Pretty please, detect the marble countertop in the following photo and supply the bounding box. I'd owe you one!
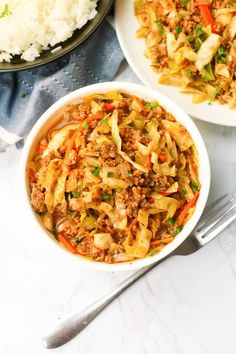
[1,61,236,354]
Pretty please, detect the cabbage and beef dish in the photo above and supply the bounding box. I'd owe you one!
[28,91,200,263]
[134,0,236,107]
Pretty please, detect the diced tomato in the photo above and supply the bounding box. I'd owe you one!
[28,168,37,183]
[103,102,115,112]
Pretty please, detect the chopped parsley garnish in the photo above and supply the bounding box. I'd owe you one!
[186,69,192,78]
[149,249,157,257]
[128,170,133,174]
[180,0,190,3]
[155,19,162,25]
[107,171,113,177]
[175,26,182,34]
[102,193,111,202]
[191,181,199,192]
[92,166,100,177]
[158,27,165,36]
[20,92,28,99]
[173,226,183,235]
[215,47,228,64]
[145,101,157,109]
[181,189,187,196]
[72,191,80,198]
[167,217,176,227]
[82,121,89,129]
[73,238,83,244]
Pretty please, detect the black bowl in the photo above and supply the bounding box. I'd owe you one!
[0,0,113,72]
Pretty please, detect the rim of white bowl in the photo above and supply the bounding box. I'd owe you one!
[20,82,211,272]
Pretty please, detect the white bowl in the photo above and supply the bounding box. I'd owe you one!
[20,82,211,271]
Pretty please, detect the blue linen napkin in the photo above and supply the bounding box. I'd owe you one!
[0,21,124,150]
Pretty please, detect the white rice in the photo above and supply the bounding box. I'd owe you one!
[0,0,99,62]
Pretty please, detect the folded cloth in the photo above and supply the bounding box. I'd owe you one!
[0,21,124,150]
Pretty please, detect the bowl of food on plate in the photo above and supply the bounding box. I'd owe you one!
[115,0,236,126]
[0,0,113,72]
[20,82,210,271]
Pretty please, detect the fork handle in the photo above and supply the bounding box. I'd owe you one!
[43,236,199,349]
[42,260,164,349]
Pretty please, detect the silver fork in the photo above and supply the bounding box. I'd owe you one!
[43,194,236,349]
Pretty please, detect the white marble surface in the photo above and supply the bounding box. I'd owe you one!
[1,60,236,354]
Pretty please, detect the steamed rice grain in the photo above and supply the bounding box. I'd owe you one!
[0,0,99,62]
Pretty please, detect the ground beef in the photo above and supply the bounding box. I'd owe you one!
[133,170,146,186]
[154,175,171,192]
[67,103,91,121]
[97,142,123,167]
[96,212,115,235]
[146,106,163,120]
[57,218,78,238]
[41,151,55,167]
[126,186,146,218]
[69,198,88,211]
[30,183,46,213]
[181,14,201,35]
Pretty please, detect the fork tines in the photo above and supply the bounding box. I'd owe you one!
[194,194,236,246]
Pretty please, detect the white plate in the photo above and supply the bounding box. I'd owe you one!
[115,0,236,127]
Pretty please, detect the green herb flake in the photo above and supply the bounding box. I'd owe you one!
[73,238,83,244]
[102,193,111,202]
[155,19,162,25]
[167,217,175,227]
[191,181,199,192]
[215,47,228,64]
[92,166,100,177]
[145,101,157,109]
[20,92,28,99]
[158,27,165,36]
[82,121,89,129]
[175,26,182,34]
[128,170,133,174]
[107,171,113,177]
[149,249,157,257]
[172,226,183,235]
[186,69,192,78]
[180,0,190,3]
[72,191,80,198]
[181,189,187,196]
